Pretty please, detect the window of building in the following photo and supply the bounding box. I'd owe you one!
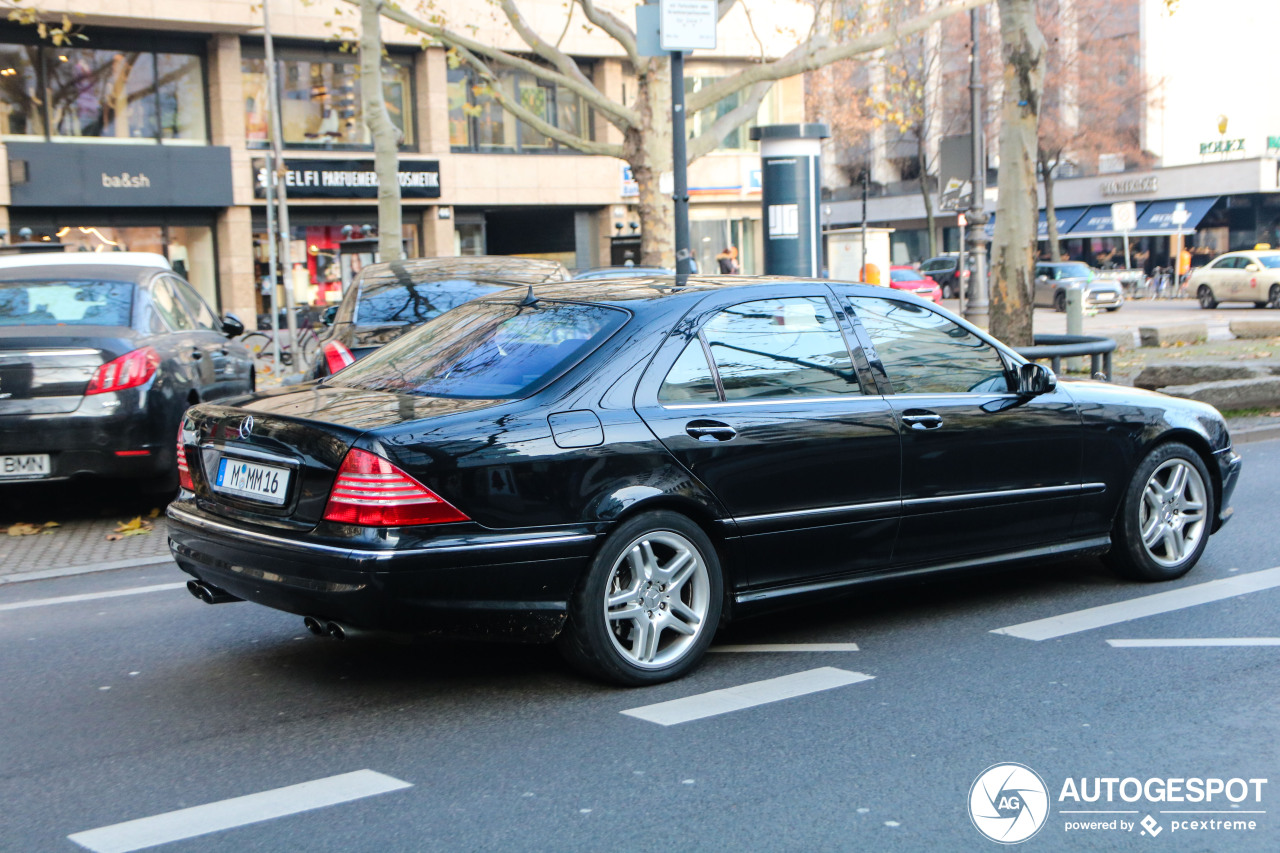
[702,297,862,400]
[448,65,593,154]
[684,76,779,152]
[0,37,206,143]
[849,296,1010,395]
[242,47,414,150]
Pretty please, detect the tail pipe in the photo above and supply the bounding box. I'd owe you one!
[186,580,242,605]
[302,616,363,640]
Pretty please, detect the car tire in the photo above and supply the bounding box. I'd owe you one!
[1269,284,1280,308]
[559,510,723,686]
[1197,285,1217,309]
[941,282,954,300]
[1106,442,1214,582]
[1054,291,1067,312]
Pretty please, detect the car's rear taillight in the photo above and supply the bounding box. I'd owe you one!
[176,424,194,491]
[86,347,160,395]
[322,340,356,374]
[322,447,469,527]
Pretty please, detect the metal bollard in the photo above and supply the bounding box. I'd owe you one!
[1066,288,1084,372]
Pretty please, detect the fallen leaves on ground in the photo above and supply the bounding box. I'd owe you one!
[106,516,153,541]
[6,521,59,537]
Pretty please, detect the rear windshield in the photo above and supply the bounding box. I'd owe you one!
[354,279,511,326]
[1259,256,1280,269]
[328,299,629,399]
[0,280,134,326]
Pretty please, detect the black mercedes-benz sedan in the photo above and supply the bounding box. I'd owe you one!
[168,276,1241,685]
[0,260,253,487]
[308,256,569,378]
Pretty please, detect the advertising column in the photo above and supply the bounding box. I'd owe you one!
[749,124,829,277]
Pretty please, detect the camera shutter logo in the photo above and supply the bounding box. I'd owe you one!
[969,763,1049,844]
[237,416,254,440]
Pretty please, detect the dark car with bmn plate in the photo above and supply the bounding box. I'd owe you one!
[308,256,569,378]
[169,276,1240,685]
[0,259,253,487]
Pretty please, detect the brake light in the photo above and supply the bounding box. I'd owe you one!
[86,347,160,395]
[322,340,356,374]
[961,269,971,279]
[176,424,194,491]
[322,447,469,527]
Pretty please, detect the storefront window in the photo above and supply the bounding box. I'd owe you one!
[13,224,219,308]
[0,39,206,143]
[450,66,593,154]
[243,50,415,150]
[0,44,44,137]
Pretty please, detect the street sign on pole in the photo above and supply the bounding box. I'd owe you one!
[1112,200,1136,270]
[660,0,717,51]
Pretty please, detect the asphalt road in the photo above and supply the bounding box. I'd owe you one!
[3,441,1280,852]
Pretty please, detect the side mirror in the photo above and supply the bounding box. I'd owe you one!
[1246,263,1261,272]
[321,305,338,326]
[220,312,245,338]
[1018,362,1056,396]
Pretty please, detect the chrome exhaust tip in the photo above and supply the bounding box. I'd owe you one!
[186,580,241,605]
[303,615,328,636]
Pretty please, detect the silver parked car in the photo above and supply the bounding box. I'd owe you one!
[1034,262,1124,312]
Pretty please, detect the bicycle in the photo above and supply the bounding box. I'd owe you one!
[243,312,321,377]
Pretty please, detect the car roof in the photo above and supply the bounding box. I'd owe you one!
[474,274,908,308]
[0,262,167,284]
[356,256,569,291]
[0,251,171,271]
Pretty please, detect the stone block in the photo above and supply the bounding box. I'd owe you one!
[1229,320,1280,339]
[1160,377,1280,411]
[1133,362,1262,390]
[1138,323,1208,348]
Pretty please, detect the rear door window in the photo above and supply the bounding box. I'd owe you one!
[0,279,134,326]
[328,299,629,399]
[170,277,221,331]
[151,279,194,331]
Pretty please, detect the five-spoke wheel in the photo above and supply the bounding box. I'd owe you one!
[1108,442,1215,581]
[560,511,722,685]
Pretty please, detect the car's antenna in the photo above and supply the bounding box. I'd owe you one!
[519,285,538,307]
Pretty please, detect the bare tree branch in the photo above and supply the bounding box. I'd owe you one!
[498,0,596,93]
[687,0,987,114]
[576,0,641,67]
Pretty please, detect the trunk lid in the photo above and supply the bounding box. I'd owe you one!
[186,384,502,529]
[0,328,134,415]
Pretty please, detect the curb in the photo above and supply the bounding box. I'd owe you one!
[1229,424,1280,446]
[0,555,176,586]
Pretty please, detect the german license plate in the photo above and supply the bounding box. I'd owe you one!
[214,457,290,505]
[0,453,50,478]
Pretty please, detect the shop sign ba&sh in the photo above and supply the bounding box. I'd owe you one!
[253,159,441,200]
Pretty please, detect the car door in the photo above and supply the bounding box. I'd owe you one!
[1219,256,1249,301]
[1034,264,1056,307]
[841,293,1085,568]
[634,288,902,592]
[169,276,250,398]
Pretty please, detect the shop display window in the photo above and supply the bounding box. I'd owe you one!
[243,48,414,150]
[0,44,44,137]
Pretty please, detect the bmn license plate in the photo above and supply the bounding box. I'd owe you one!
[215,457,290,505]
[0,453,50,478]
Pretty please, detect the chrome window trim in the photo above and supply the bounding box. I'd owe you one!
[662,395,872,410]
[167,506,596,559]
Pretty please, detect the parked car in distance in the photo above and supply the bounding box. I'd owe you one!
[170,275,1239,686]
[1187,249,1280,309]
[0,258,252,488]
[1034,261,1125,312]
[919,253,977,299]
[308,256,570,378]
[887,265,942,303]
[572,266,673,281]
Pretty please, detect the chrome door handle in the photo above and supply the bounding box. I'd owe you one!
[901,410,943,430]
[685,420,737,442]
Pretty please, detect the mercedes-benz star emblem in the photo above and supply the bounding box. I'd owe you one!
[237,415,255,440]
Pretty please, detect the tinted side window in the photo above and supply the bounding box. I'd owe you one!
[659,338,719,403]
[703,296,862,400]
[151,279,193,331]
[171,277,219,331]
[850,296,1010,394]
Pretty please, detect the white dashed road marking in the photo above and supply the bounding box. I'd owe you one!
[621,667,874,726]
[0,583,187,613]
[67,770,412,853]
[1107,638,1280,648]
[709,643,860,653]
[990,567,1280,641]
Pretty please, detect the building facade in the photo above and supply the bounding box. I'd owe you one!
[0,1,807,320]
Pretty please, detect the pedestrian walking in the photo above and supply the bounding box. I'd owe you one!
[716,246,740,274]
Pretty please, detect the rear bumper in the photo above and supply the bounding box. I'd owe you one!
[166,503,599,643]
[1085,289,1124,309]
[0,396,171,482]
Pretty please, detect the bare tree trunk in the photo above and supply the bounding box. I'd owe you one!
[1041,151,1062,262]
[918,143,938,258]
[626,62,675,268]
[989,0,1045,347]
[360,0,403,262]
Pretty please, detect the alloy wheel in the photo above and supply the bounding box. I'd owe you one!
[603,531,710,669]
[1138,458,1208,568]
